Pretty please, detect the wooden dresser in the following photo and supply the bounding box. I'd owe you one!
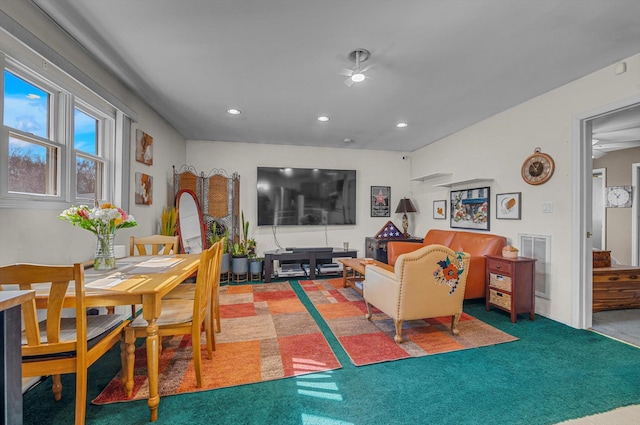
[593,265,640,312]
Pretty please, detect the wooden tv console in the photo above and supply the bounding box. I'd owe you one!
[593,265,640,312]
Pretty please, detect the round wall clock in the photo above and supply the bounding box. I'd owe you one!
[605,186,633,208]
[521,148,555,185]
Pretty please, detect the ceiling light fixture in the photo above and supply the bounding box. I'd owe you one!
[396,122,408,128]
[227,108,241,115]
[317,116,330,122]
[351,73,365,83]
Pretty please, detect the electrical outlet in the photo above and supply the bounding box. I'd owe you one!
[542,202,553,213]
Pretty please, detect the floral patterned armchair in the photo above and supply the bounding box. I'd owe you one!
[363,244,471,343]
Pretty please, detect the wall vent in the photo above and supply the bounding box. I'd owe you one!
[519,233,551,299]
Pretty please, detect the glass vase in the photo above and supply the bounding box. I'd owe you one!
[95,230,116,270]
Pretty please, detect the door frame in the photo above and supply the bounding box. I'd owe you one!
[572,95,640,329]
[592,168,606,251]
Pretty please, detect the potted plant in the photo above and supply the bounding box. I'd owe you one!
[209,222,230,276]
[231,241,249,275]
[160,206,177,236]
[231,211,252,277]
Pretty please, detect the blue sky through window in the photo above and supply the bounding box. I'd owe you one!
[3,70,48,140]
[74,108,97,155]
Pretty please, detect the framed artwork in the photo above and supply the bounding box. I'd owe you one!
[496,192,522,219]
[450,186,490,231]
[135,172,153,205]
[433,200,446,219]
[135,129,153,165]
[371,186,390,217]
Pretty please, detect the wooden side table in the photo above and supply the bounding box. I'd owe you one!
[485,255,536,323]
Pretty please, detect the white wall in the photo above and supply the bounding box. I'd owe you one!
[0,0,186,266]
[185,141,412,257]
[409,52,640,325]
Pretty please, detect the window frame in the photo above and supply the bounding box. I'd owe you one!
[1,53,120,210]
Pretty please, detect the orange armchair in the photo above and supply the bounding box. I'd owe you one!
[387,229,506,299]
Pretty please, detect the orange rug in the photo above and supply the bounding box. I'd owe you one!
[301,278,518,366]
[92,282,341,404]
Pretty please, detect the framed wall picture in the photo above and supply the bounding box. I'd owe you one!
[135,172,153,205]
[450,186,490,231]
[371,186,390,217]
[135,129,153,165]
[496,192,522,219]
[433,200,446,219]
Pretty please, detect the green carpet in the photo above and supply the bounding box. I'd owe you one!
[23,279,640,425]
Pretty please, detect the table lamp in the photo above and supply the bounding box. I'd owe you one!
[395,197,417,237]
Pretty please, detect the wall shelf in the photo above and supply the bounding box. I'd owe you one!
[409,172,452,182]
[433,178,493,188]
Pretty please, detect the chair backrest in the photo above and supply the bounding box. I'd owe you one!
[0,263,88,357]
[130,235,179,256]
[210,237,225,295]
[395,244,471,319]
[192,242,219,325]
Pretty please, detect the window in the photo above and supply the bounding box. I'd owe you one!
[4,70,57,196]
[2,57,118,207]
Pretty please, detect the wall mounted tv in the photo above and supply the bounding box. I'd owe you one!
[257,167,357,226]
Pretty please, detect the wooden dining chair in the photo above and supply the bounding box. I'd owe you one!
[0,263,130,425]
[126,234,180,318]
[122,242,218,397]
[129,234,179,256]
[163,237,225,352]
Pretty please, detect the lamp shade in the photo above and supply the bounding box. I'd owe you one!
[395,198,417,214]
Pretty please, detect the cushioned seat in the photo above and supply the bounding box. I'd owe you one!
[364,244,471,343]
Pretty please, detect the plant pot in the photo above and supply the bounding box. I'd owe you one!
[232,256,249,274]
[249,259,264,277]
[220,252,230,274]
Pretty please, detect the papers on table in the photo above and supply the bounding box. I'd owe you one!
[85,275,128,289]
[126,257,184,274]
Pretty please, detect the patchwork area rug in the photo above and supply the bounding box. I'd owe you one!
[93,282,341,404]
[301,278,518,366]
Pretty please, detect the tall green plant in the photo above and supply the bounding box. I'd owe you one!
[209,221,229,253]
[160,206,177,236]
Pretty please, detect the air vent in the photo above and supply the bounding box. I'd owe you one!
[519,233,551,299]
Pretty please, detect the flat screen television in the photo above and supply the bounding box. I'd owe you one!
[257,167,356,226]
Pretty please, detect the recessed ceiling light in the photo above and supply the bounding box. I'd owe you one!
[317,116,330,122]
[396,122,408,128]
[227,108,241,115]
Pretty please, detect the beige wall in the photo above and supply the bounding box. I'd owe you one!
[185,141,412,257]
[0,0,187,265]
[594,146,640,265]
[409,52,640,325]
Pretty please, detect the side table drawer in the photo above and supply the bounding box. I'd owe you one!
[489,273,512,292]
[489,289,511,310]
[487,258,513,275]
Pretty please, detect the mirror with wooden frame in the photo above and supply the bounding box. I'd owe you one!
[176,189,207,254]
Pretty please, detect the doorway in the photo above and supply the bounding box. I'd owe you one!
[575,99,640,345]
[573,96,640,331]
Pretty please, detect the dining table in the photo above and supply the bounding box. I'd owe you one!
[30,253,200,422]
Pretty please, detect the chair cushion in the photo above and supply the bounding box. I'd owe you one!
[22,314,127,360]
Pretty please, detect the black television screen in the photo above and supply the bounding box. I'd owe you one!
[257,167,356,226]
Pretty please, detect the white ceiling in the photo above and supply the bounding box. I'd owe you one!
[32,0,640,152]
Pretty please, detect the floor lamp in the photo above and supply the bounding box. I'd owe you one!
[395,198,417,237]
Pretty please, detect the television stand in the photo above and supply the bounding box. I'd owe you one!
[263,247,357,282]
